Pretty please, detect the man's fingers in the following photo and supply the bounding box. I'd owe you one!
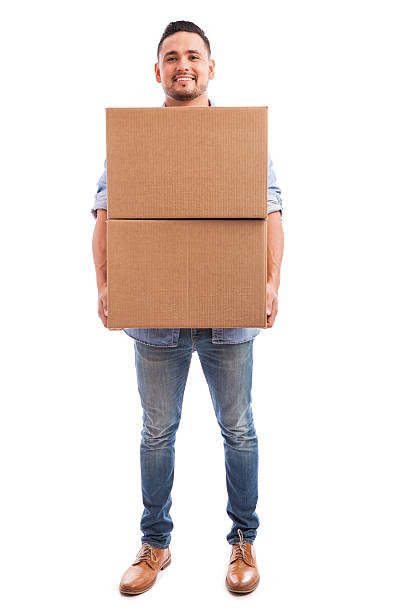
[98,311,108,328]
[267,312,277,327]
[101,297,108,317]
[98,298,108,328]
[98,313,108,328]
[266,300,278,328]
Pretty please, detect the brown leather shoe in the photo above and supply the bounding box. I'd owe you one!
[226,529,259,594]
[119,543,171,595]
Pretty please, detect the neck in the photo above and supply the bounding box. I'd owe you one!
[164,93,210,108]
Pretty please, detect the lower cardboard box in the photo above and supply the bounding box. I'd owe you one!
[107,219,267,329]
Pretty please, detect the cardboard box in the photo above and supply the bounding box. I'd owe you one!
[106,106,268,219]
[107,219,267,329]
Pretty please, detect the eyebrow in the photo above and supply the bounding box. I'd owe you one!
[163,49,202,59]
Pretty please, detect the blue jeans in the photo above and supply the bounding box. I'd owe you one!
[134,328,259,548]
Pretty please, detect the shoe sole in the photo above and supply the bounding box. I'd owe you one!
[119,556,172,595]
[226,575,260,594]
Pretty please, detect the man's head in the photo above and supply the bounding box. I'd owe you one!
[155,21,215,103]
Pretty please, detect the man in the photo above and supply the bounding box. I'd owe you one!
[91,20,284,596]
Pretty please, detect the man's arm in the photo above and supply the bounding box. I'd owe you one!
[92,209,108,327]
[266,211,284,328]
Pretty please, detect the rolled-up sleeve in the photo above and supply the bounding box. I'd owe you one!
[267,153,283,218]
[91,159,107,219]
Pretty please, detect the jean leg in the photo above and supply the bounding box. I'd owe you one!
[196,334,259,545]
[134,334,192,548]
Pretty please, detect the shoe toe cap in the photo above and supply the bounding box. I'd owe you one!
[120,565,155,593]
[226,567,259,591]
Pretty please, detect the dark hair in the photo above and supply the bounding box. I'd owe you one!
[157,21,211,60]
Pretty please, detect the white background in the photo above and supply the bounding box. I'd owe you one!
[1,0,407,610]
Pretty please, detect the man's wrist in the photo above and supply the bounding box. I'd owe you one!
[267,271,280,289]
[97,278,107,293]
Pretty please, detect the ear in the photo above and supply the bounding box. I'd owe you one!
[154,62,161,83]
[208,58,215,80]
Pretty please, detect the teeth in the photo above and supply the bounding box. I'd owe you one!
[176,77,193,81]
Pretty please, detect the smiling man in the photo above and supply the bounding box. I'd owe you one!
[91,20,284,596]
[156,30,214,104]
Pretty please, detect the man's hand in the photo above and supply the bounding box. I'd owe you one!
[97,284,123,330]
[266,211,283,328]
[266,281,279,328]
[97,284,108,328]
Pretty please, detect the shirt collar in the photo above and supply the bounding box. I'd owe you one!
[162,99,214,107]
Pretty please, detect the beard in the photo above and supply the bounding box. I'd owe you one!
[163,78,208,101]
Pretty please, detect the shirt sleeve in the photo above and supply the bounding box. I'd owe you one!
[91,155,283,218]
[91,159,107,219]
[267,153,283,218]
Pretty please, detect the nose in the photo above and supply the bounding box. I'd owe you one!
[174,58,192,73]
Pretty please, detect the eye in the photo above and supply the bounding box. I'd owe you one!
[191,56,199,60]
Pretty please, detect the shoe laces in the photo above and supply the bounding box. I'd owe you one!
[133,543,158,566]
[231,528,250,563]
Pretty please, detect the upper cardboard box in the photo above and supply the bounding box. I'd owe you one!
[106,106,268,219]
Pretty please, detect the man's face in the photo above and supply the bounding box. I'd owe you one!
[155,31,215,102]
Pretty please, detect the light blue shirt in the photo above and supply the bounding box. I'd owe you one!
[92,99,283,346]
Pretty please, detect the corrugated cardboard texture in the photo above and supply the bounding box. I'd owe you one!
[107,219,267,329]
[106,107,268,219]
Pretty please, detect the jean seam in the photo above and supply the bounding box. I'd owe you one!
[212,338,253,345]
[134,338,177,348]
